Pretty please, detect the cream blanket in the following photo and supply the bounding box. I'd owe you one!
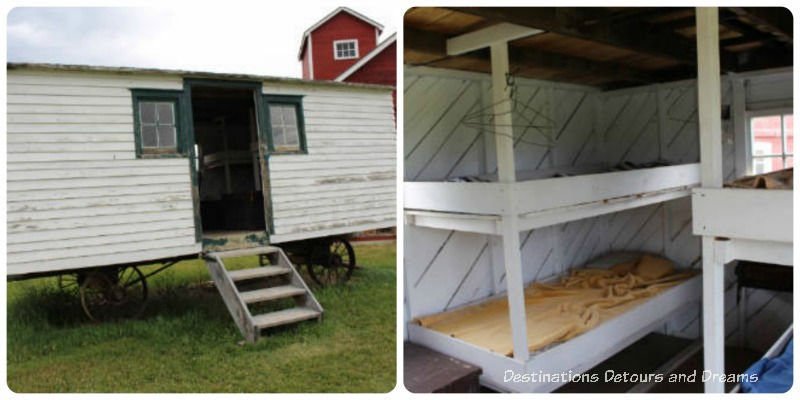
[414,255,697,356]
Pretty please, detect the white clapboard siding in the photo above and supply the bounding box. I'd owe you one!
[8,191,193,212]
[264,84,396,242]
[6,68,198,276]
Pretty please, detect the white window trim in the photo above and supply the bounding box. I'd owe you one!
[333,39,359,60]
[745,107,793,175]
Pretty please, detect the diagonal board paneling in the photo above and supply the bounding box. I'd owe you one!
[404,67,600,182]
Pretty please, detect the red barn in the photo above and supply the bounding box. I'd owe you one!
[298,7,383,81]
[298,7,396,117]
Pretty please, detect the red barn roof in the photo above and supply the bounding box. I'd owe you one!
[335,33,396,83]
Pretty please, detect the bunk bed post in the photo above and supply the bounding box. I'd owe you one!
[695,6,726,393]
[491,42,530,362]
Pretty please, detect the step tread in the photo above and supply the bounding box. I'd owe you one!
[252,307,321,329]
[207,246,281,259]
[240,285,307,304]
[227,266,291,281]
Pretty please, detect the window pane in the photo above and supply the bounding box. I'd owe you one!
[282,106,297,125]
[156,103,174,124]
[272,126,285,146]
[284,127,299,146]
[270,105,284,125]
[141,125,158,147]
[335,41,356,58]
[158,125,176,148]
[786,157,793,169]
[784,114,793,154]
[751,115,783,156]
[752,156,782,174]
[140,102,156,124]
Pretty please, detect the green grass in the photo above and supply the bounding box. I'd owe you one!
[6,242,396,393]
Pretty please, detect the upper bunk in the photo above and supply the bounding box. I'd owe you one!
[692,169,793,266]
[405,162,700,234]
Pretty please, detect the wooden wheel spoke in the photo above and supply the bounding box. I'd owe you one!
[80,267,148,321]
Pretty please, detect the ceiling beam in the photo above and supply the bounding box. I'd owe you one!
[405,27,668,85]
[728,7,792,42]
[450,8,700,63]
[447,23,542,55]
[448,7,765,72]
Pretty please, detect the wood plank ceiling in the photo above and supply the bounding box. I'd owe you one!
[404,7,793,89]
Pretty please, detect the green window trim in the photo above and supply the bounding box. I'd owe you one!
[263,94,308,154]
[132,89,188,158]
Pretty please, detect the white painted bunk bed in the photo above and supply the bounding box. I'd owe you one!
[691,8,794,393]
[693,187,792,266]
[404,21,708,393]
[405,164,703,392]
[406,163,700,235]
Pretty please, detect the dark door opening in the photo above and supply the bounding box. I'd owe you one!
[191,85,265,234]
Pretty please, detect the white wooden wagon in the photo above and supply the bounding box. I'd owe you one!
[7,62,396,342]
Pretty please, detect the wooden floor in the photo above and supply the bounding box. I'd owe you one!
[404,342,482,393]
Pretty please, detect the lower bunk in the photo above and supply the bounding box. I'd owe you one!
[407,253,702,392]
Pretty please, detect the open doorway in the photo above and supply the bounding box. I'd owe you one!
[190,85,266,241]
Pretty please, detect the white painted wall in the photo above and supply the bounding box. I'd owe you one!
[263,84,397,243]
[403,66,792,351]
[7,68,200,276]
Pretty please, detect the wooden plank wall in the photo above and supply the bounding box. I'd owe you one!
[264,84,397,243]
[404,66,792,352]
[7,69,200,275]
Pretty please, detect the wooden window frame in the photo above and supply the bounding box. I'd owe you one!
[746,108,793,174]
[263,94,308,154]
[132,89,187,158]
[333,39,359,60]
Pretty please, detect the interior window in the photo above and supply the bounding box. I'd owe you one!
[334,40,358,59]
[749,113,793,174]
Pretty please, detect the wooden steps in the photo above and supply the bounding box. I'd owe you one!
[228,266,291,281]
[203,246,323,343]
[253,307,320,329]
[240,285,306,303]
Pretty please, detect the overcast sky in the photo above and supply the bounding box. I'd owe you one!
[7,3,398,78]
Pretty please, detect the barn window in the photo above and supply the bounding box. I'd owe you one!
[132,89,185,157]
[263,95,307,154]
[748,111,793,174]
[333,39,359,60]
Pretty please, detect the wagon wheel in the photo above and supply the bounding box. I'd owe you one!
[57,273,81,296]
[79,266,148,321]
[306,238,356,286]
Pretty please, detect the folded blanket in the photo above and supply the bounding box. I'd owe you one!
[414,254,697,356]
[725,168,793,190]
